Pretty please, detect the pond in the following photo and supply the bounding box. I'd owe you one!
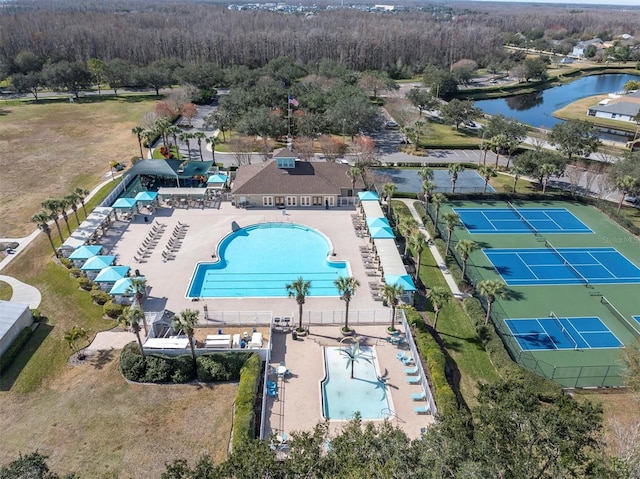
[474,74,639,128]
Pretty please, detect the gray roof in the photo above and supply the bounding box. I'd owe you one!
[588,101,640,117]
[128,159,214,179]
[232,160,363,195]
[0,300,30,338]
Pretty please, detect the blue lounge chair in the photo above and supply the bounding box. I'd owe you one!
[406,375,421,384]
[396,351,406,360]
[411,391,426,401]
[414,405,431,414]
[401,356,414,366]
[404,366,418,375]
[267,387,278,398]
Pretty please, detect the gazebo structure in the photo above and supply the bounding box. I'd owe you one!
[109,276,146,304]
[206,173,228,190]
[59,207,115,257]
[94,265,130,291]
[112,197,138,220]
[134,191,158,204]
[80,255,116,279]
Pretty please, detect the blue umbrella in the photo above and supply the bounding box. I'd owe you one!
[369,226,395,239]
[94,266,130,283]
[112,197,137,209]
[384,274,416,291]
[68,245,103,260]
[134,191,158,202]
[80,255,116,271]
[358,191,379,201]
[366,217,390,229]
[109,276,146,295]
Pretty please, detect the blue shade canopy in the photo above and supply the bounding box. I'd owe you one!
[94,265,130,283]
[134,191,158,202]
[68,245,103,260]
[207,174,228,184]
[80,255,116,271]
[366,217,390,229]
[112,198,138,209]
[109,276,146,295]
[369,226,395,239]
[358,191,379,201]
[384,274,416,291]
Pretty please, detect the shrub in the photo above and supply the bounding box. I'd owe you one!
[59,257,73,269]
[0,326,33,372]
[172,355,196,383]
[197,355,230,382]
[31,309,42,322]
[103,300,123,319]
[90,288,111,305]
[69,267,82,278]
[119,342,146,381]
[77,276,94,291]
[143,355,173,383]
[232,353,260,447]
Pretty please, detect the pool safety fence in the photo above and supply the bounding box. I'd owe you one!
[303,309,399,326]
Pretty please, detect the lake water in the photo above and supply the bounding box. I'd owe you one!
[474,74,639,128]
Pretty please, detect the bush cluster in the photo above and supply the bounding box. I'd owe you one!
[90,288,111,305]
[232,353,261,447]
[0,326,33,372]
[76,277,94,291]
[103,300,123,319]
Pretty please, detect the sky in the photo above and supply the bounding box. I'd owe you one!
[468,0,639,5]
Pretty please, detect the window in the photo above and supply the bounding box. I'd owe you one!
[275,196,285,206]
[263,196,273,206]
[312,196,323,206]
[325,196,335,207]
[300,196,311,206]
[286,196,297,206]
[276,158,295,169]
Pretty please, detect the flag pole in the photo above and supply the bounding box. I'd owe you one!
[287,94,292,151]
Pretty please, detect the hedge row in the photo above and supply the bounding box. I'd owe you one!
[0,325,33,372]
[231,353,261,449]
[119,342,252,384]
[404,308,458,416]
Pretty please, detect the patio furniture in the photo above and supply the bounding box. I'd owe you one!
[406,375,421,384]
[405,366,419,375]
[249,332,263,348]
[411,391,426,401]
[414,405,431,414]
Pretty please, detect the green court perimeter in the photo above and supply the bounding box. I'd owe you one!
[435,199,639,388]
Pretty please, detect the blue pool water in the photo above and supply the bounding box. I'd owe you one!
[187,222,349,298]
[322,346,391,420]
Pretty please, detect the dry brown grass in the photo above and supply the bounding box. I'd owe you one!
[0,97,158,238]
[0,354,236,478]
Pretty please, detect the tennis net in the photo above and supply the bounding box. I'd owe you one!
[507,202,538,235]
[549,311,578,350]
[544,240,589,288]
[601,296,640,338]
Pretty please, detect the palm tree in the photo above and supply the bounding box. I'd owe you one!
[73,187,90,217]
[454,239,479,279]
[479,135,491,165]
[64,325,89,360]
[346,166,361,197]
[477,279,506,325]
[447,163,464,194]
[143,129,155,158]
[539,163,557,194]
[422,180,436,205]
[427,286,453,331]
[511,166,524,193]
[399,217,418,256]
[57,197,72,236]
[192,131,207,161]
[490,134,507,168]
[65,192,81,225]
[418,165,434,183]
[431,192,447,226]
[478,165,496,193]
[166,125,181,158]
[382,183,397,217]
[615,175,636,213]
[409,232,427,282]
[154,118,171,148]
[334,276,360,333]
[41,198,64,242]
[172,308,200,368]
[31,211,57,256]
[179,131,193,161]
[118,306,146,360]
[206,135,218,162]
[341,342,371,379]
[441,212,459,256]
[131,126,145,159]
[381,282,404,332]
[286,277,312,332]
[126,277,148,334]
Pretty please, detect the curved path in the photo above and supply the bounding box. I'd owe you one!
[0,274,41,308]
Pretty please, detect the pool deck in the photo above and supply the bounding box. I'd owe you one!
[105,201,388,318]
[266,325,435,441]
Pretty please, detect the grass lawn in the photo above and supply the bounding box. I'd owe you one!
[393,201,500,406]
[0,96,159,237]
[553,95,637,136]
[0,281,12,300]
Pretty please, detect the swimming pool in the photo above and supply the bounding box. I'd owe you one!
[187,222,350,298]
[321,346,391,420]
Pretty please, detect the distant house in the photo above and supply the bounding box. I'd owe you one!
[571,38,603,58]
[231,150,364,208]
[587,91,640,123]
[558,57,574,65]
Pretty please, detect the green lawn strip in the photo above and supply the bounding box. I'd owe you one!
[0,281,12,301]
[553,95,637,135]
[393,202,499,406]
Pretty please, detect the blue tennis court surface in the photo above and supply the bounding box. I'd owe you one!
[634,316,640,325]
[454,207,592,234]
[484,247,640,286]
[505,316,623,351]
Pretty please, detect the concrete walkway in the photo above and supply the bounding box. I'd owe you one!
[0,274,41,308]
[397,198,469,299]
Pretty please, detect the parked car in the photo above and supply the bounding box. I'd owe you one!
[385,120,399,129]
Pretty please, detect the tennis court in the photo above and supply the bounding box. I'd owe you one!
[484,246,640,286]
[505,315,623,351]
[454,206,592,234]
